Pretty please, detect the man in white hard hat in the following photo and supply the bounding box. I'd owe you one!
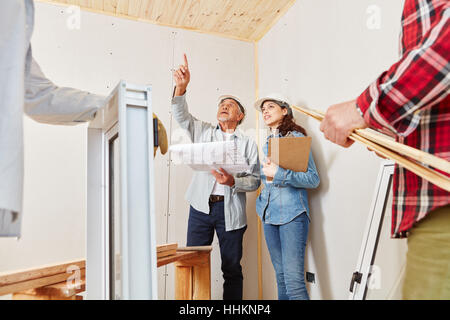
[172,54,260,300]
[0,0,105,237]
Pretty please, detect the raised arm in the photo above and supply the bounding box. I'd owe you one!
[171,54,213,142]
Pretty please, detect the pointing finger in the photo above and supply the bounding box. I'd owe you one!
[183,53,189,68]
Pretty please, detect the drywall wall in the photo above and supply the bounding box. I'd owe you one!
[257,0,405,299]
[0,2,256,300]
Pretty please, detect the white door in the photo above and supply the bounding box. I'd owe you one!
[86,81,158,300]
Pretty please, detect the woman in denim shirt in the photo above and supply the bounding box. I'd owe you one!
[255,94,320,300]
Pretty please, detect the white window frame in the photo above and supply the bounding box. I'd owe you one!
[348,160,396,300]
[86,81,158,300]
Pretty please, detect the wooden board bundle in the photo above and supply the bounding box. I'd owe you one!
[0,260,85,297]
[291,105,450,192]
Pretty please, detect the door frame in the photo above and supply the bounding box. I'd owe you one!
[86,81,158,299]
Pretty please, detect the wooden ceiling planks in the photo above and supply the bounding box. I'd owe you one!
[38,0,296,42]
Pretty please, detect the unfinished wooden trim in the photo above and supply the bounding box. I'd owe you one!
[156,251,200,268]
[0,268,86,296]
[0,260,85,286]
[156,243,178,252]
[1,246,211,299]
[177,246,213,252]
[174,251,211,300]
[292,105,450,192]
[292,105,449,174]
[254,41,263,300]
[355,129,450,174]
[18,278,86,298]
[174,266,193,300]
[156,243,178,258]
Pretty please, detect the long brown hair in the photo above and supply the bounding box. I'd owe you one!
[262,99,307,136]
[277,113,307,136]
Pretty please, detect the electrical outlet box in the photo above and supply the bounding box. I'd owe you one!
[306,272,316,284]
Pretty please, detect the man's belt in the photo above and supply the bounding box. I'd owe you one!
[209,195,224,203]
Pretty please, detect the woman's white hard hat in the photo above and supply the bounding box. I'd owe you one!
[254,93,293,115]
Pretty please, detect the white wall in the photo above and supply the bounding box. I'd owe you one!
[257,0,405,299]
[0,2,256,300]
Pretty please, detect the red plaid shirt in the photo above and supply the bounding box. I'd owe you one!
[356,0,450,238]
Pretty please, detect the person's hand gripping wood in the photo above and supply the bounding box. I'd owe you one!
[173,53,191,96]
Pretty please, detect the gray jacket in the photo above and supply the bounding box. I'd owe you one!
[0,0,105,237]
[172,94,260,231]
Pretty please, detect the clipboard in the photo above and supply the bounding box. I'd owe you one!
[267,136,312,180]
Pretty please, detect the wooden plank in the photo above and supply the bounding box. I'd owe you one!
[0,260,85,286]
[299,103,449,174]
[156,243,178,253]
[355,128,450,174]
[174,250,211,300]
[156,243,178,258]
[20,279,86,298]
[175,266,193,300]
[157,249,177,259]
[156,251,199,268]
[174,252,210,267]
[292,105,450,192]
[192,258,210,300]
[177,245,212,252]
[0,269,86,296]
[254,41,263,300]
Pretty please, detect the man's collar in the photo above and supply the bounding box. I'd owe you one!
[267,131,282,139]
[215,124,244,139]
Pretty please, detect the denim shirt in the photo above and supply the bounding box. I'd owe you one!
[172,93,261,231]
[256,131,320,225]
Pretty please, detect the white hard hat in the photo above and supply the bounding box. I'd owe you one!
[254,93,292,115]
[218,94,246,114]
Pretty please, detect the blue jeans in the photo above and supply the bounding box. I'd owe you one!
[187,202,246,300]
[263,213,310,300]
